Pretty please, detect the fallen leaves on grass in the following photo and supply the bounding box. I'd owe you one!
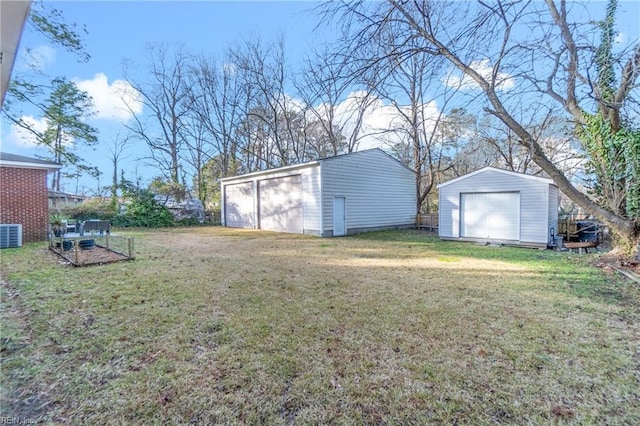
[1,228,639,423]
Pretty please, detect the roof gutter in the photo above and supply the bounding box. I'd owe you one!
[0,159,62,172]
[1,0,32,109]
[220,160,321,183]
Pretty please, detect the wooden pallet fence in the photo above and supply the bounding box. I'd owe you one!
[557,214,601,243]
[416,213,439,231]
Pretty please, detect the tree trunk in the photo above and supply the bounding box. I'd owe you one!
[421,20,639,257]
[54,123,63,192]
[484,90,639,254]
[111,157,118,208]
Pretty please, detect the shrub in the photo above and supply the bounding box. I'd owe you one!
[115,188,174,228]
[174,218,202,227]
[60,199,116,222]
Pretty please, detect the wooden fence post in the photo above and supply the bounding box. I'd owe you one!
[128,238,134,259]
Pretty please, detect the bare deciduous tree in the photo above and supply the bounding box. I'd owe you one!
[123,43,194,185]
[323,0,640,255]
[189,56,245,178]
[299,48,372,155]
[105,131,133,206]
[230,37,303,168]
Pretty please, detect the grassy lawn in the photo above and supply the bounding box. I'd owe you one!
[1,228,639,423]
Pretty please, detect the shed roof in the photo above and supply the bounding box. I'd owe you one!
[220,148,413,183]
[0,152,62,171]
[437,166,555,189]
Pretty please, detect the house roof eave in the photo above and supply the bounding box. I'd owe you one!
[0,152,63,172]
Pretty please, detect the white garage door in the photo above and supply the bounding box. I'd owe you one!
[224,182,254,228]
[460,192,520,240]
[258,175,303,233]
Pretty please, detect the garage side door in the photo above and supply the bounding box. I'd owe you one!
[258,175,303,233]
[460,192,520,240]
[224,182,254,228]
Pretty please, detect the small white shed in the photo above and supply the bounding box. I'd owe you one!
[220,149,416,237]
[437,167,558,248]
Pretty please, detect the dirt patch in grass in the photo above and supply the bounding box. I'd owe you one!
[1,228,639,423]
[594,253,640,282]
[49,234,133,266]
[49,245,130,266]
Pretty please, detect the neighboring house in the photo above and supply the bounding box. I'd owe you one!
[0,153,61,244]
[221,148,417,236]
[438,167,558,248]
[48,190,85,207]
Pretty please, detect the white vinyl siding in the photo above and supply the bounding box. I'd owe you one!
[258,175,303,233]
[221,164,322,234]
[302,167,322,234]
[548,185,559,241]
[220,149,416,237]
[438,168,558,246]
[460,192,520,240]
[321,150,416,234]
[224,182,254,228]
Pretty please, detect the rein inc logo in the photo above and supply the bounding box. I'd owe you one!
[0,418,36,425]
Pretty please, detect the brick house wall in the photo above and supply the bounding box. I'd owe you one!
[0,166,50,242]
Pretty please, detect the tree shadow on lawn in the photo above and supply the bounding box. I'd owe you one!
[353,230,639,310]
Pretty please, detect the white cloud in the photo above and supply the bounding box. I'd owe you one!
[320,91,441,150]
[443,59,514,91]
[19,45,56,71]
[222,62,237,75]
[74,73,143,121]
[6,116,48,147]
[359,99,441,150]
[6,115,77,149]
[284,94,305,112]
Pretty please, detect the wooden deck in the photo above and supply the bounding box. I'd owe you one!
[564,241,599,254]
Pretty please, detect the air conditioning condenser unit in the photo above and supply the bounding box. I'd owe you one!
[0,224,23,248]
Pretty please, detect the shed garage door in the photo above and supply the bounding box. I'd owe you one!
[460,192,520,240]
[224,182,254,228]
[259,175,303,233]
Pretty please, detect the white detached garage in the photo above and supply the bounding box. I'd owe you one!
[438,167,558,248]
[221,149,416,237]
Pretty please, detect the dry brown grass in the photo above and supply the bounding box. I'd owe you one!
[1,227,639,424]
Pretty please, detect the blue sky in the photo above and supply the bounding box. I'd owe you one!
[1,1,639,195]
[55,1,323,79]
[19,1,322,78]
[2,1,327,194]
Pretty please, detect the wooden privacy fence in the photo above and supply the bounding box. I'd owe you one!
[205,210,221,224]
[416,213,439,231]
[413,212,603,243]
[557,214,602,243]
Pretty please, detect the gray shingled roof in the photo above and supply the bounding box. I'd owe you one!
[0,152,62,170]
